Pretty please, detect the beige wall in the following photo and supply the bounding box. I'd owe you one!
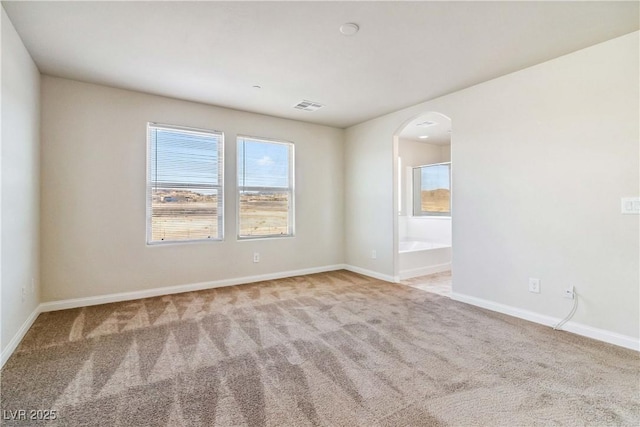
[440,144,451,163]
[1,7,41,355]
[40,77,344,301]
[398,139,449,216]
[398,138,444,167]
[345,32,639,340]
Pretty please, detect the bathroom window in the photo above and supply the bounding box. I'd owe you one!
[413,162,451,216]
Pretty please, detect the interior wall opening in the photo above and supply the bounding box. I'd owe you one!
[393,112,452,296]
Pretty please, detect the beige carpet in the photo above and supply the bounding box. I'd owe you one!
[1,270,638,426]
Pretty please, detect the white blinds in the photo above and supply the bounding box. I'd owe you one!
[147,124,224,243]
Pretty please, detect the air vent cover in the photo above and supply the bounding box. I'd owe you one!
[293,100,324,112]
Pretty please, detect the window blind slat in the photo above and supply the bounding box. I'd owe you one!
[147,124,224,243]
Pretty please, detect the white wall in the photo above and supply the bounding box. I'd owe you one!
[1,7,41,355]
[40,76,344,301]
[345,32,639,342]
[399,217,451,246]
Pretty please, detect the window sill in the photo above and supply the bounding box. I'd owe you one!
[146,238,224,247]
[237,235,295,242]
[409,216,451,220]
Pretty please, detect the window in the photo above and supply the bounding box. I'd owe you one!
[147,123,223,243]
[413,162,451,216]
[237,136,294,238]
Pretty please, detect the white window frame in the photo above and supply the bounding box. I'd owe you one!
[412,161,451,218]
[237,136,295,240]
[146,123,224,245]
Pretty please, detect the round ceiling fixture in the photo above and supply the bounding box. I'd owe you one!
[339,23,359,36]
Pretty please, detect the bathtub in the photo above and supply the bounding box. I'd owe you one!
[399,240,449,253]
[399,240,451,279]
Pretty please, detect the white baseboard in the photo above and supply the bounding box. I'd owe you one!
[39,264,346,313]
[3,265,345,368]
[451,292,639,352]
[558,321,639,351]
[1,306,41,368]
[343,265,396,283]
[5,270,635,370]
[399,263,451,280]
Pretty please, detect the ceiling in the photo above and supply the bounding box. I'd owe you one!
[3,1,638,129]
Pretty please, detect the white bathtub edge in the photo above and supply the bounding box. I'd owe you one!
[398,240,451,253]
[399,263,451,280]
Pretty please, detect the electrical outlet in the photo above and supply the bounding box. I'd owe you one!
[253,252,260,263]
[563,285,575,299]
[528,278,540,293]
[621,197,640,214]
[371,250,377,259]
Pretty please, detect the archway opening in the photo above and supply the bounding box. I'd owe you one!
[393,112,452,296]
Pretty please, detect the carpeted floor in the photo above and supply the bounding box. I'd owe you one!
[1,270,639,426]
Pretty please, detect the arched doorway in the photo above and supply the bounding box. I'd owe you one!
[393,112,452,296]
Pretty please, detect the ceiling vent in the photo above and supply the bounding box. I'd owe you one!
[417,120,437,127]
[293,100,324,112]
